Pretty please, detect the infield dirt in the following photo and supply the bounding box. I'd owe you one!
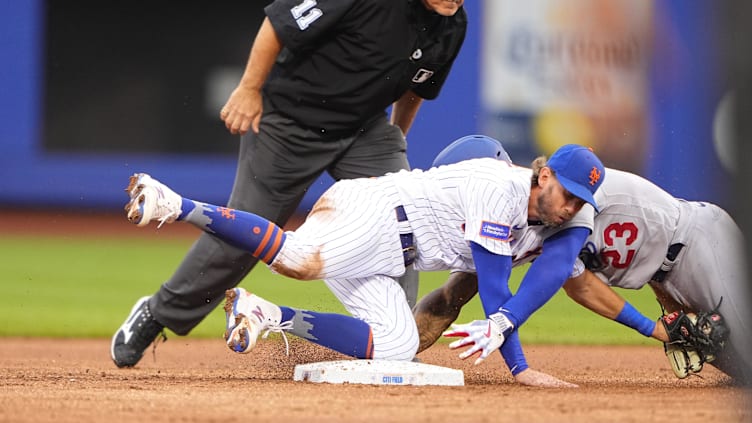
[0,338,749,423]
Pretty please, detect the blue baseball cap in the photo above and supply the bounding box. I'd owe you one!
[546,144,605,212]
[432,135,512,167]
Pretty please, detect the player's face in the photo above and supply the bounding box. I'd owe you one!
[421,0,463,16]
[535,169,586,227]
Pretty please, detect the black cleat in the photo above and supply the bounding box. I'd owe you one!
[111,296,166,368]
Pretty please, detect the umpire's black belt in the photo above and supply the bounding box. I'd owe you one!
[395,206,416,267]
[651,243,685,282]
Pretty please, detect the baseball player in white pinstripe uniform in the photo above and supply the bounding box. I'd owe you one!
[120,142,604,366]
[416,136,599,387]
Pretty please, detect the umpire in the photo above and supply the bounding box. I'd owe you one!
[112,0,468,367]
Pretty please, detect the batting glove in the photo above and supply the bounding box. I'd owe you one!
[443,312,514,365]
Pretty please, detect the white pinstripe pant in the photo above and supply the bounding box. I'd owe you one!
[270,179,419,360]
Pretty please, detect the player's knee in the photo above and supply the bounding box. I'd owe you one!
[373,338,418,361]
[268,245,325,281]
[371,321,419,361]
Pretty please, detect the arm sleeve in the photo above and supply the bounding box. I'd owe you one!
[470,241,512,317]
[500,331,528,376]
[502,226,590,327]
[470,242,529,375]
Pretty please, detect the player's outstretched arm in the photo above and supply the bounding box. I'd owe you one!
[562,270,626,319]
[501,227,590,327]
[444,243,514,365]
[563,270,665,341]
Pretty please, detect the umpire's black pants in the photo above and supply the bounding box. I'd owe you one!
[149,105,419,335]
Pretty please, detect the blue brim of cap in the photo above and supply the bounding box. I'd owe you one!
[556,174,600,213]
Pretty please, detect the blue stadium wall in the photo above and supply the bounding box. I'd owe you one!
[0,1,731,213]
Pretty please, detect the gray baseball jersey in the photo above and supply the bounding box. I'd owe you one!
[572,168,750,379]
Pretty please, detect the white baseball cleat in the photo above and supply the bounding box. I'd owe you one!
[124,173,182,228]
[224,288,292,355]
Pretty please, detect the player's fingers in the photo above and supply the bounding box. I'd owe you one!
[458,344,482,360]
[251,115,261,134]
[448,337,474,350]
[227,117,246,135]
[443,330,468,338]
[443,323,469,336]
[473,349,492,365]
[224,115,237,133]
[447,338,464,349]
[238,119,251,136]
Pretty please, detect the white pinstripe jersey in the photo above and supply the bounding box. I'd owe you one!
[385,158,594,272]
[273,158,595,362]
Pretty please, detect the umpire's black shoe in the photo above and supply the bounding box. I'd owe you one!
[111,296,166,368]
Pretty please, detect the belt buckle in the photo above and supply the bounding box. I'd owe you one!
[403,246,416,266]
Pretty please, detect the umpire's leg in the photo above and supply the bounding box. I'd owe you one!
[327,116,419,307]
[150,128,316,334]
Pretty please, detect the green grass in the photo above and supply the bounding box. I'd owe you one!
[1,235,660,345]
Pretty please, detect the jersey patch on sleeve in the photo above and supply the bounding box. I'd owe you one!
[479,221,511,241]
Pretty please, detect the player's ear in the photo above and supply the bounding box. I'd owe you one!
[538,166,553,186]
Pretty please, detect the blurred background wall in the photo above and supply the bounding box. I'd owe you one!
[0,0,735,213]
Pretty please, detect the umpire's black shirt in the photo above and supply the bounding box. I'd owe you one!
[264,0,467,136]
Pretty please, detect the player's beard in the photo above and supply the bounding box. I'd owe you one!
[536,192,567,228]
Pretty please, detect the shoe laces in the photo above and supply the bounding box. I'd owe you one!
[155,197,180,228]
[130,301,166,355]
[260,320,294,356]
[150,330,168,363]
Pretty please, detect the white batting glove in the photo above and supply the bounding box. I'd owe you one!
[443,312,514,365]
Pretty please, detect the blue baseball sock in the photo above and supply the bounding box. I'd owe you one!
[180,199,286,264]
[280,306,374,359]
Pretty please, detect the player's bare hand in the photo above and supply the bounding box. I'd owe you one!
[220,86,263,135]
[514,368,579,388]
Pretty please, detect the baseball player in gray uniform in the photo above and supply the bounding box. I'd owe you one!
[563,168,751,384]
[119,143,604,371]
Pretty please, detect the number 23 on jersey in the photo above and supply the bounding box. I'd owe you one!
[599,222,638,269]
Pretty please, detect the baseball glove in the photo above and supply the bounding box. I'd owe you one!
[660,308,730,378]
[664,343,704,378]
